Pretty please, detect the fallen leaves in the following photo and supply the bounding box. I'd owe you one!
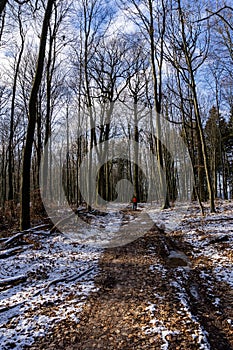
[1,201,233,349]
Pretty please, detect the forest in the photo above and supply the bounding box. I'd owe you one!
[0,1,233,349]
[0,0,232,230]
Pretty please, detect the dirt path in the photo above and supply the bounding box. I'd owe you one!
[28,218,233,350]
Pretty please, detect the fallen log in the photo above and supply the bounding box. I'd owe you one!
[2,224,51,248]
[2,232,25,247]
[31,266,96,299]
[37,265,95,294]
[0,275,27,287]
[209,235,229,244]
[0,245,32,259]
[66,266,95,283]
[0,265,96,313]
[25,223,52,232]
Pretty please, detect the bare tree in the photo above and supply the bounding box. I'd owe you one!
[165,0,215,212]
[20,0,55,229]
[121,0,170,208]
[8,7,25,202]
[42,0,70,199]
[0,0,8,14]
[0,0,29,15]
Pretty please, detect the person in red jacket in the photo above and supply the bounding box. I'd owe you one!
[132,195,137,210]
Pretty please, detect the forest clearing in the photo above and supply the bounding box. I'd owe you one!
[0,199,233,349]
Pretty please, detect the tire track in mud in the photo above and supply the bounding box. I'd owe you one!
[161,231,233,350]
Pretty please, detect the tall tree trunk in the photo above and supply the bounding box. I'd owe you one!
[177,0,215,212]
[0,5,5,44]
[196,127,205,201]
[148,0,170,209]
[42,15,57,199]
[193,94,215,211]
[84,18,95,211]
[20,0,55,230]
[0,0,7,15]
[66,105,70,203]
[0,142,6,207]
[133,100,139,200]
[175,69,204,214]
[8,11,25,201]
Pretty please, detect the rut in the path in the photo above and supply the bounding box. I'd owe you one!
[161,234,233,350]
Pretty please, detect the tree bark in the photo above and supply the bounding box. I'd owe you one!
[148,0,170,209]
[0,0,7,15]
[177,0,215,212]
[8,11,25,201]
[20,0,55,230]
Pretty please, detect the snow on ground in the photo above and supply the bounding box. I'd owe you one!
[0,199,232,349]
[0,234,102,349]
[177,200,233,288]
[141,199,233,348]
[145,199,233,289]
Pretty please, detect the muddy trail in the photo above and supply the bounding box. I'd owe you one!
[28,210,233,350]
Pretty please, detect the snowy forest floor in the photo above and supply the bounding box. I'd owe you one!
[0,200,233,349]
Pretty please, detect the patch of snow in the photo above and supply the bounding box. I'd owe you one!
[143,306,180,350]
[171,280,211,350]
[145,302,156,313]
[0,233,102,349]
[213,297,221,307]
[214,266,233,288]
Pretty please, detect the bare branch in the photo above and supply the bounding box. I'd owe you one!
[196,6,233,31]
[14,0,29,4]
